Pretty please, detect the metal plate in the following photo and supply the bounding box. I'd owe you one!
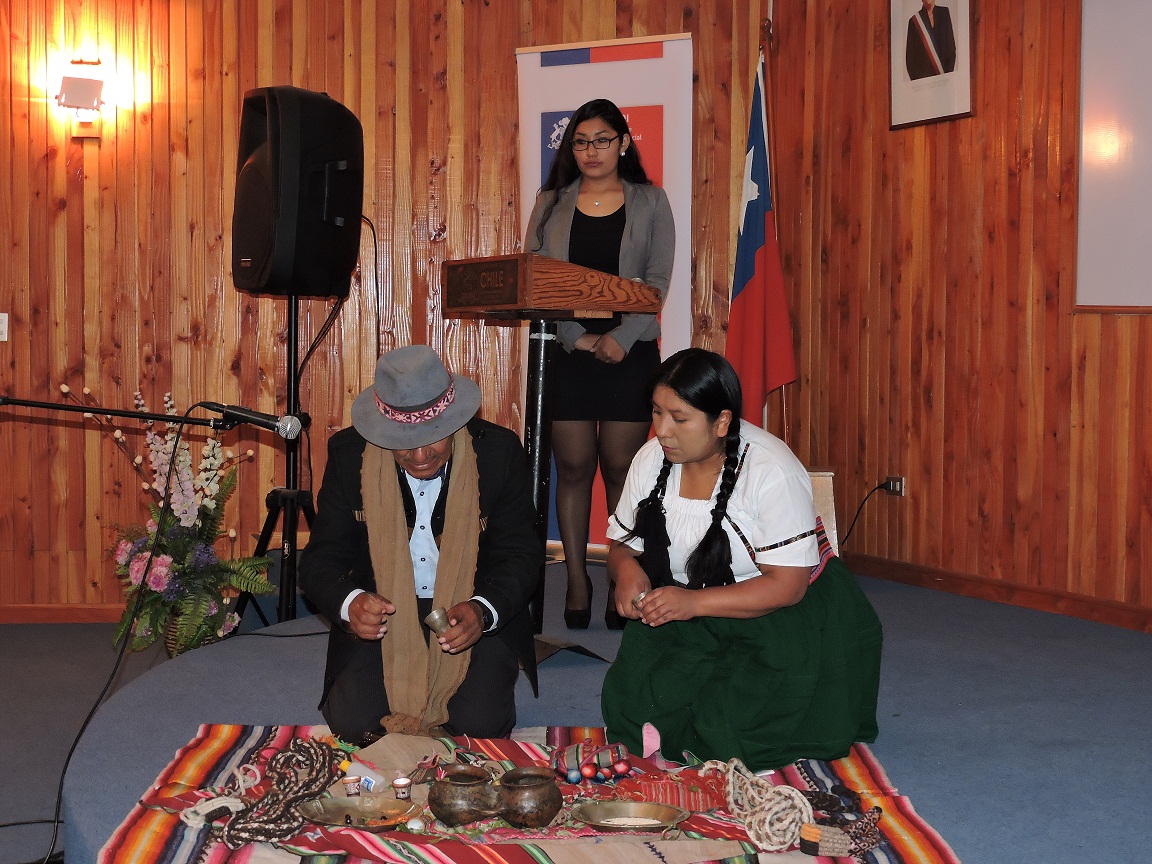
[298,795,422,832]
[570,800,691,832]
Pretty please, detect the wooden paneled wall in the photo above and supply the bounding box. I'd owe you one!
[0,0,761,619]
[765,0,1151,627]
[1,0,1149,629]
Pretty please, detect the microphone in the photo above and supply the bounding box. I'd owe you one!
[204,403,303,440]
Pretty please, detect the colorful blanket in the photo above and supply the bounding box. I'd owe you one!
[98,725,958,864]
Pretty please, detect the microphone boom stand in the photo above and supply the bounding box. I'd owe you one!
[0,395,236,431]
[2,387,309,624]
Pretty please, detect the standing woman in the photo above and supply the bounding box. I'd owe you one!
[602,349,882,770]
[525,99,675,629]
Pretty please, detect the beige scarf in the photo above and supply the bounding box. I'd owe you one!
[361,426,480,733]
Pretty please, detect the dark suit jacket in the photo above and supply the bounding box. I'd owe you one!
[905,5,957,80]
[299,417,543,710]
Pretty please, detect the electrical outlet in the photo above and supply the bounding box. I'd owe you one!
[884,476,906,497]
[0,313,7,342]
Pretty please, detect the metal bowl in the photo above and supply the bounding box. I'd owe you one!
[570,800,690,832]
[298,795,422,832]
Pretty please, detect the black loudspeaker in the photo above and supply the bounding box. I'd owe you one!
[232,86,364,298]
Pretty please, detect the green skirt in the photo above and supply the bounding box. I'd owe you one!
[601,557,882,771]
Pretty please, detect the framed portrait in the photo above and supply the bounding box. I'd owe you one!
[890,0,973,129]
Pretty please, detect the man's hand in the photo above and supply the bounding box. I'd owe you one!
[437,600,483,654]
[347,592,396,640]
[573,334,599,353]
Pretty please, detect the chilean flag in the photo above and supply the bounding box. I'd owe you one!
[727,50,797,423]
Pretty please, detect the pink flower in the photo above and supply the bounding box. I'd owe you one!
[221,612,241,635]
[128,553,150,586]
[145,555,174,592]
[128,552,174,589]
[114,539,134,566]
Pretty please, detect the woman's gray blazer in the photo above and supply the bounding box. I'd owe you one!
[524,177,675,353]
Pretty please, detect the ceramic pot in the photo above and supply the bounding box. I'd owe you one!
[498,767,563,828]
[427,765,499,826]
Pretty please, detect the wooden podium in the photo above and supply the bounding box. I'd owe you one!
[442,253,661,631]
[443,253,660,319]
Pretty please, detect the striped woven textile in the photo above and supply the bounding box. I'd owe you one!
[99,725,959,864]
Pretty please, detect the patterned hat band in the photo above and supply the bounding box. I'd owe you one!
[373,381,456,425]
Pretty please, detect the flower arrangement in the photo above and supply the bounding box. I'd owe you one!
[105,391,274,656]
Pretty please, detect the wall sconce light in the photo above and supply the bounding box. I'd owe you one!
[56,61,104,138]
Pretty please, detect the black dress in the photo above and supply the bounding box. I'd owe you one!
[550,205,660,423]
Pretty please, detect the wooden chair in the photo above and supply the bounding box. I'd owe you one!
[808,470,840,557]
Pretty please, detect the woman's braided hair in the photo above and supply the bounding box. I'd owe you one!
[629,348,744,589]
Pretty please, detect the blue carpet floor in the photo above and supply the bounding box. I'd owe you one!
[2,563,1151,864]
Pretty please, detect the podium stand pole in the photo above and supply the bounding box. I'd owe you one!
[524,319,555,634]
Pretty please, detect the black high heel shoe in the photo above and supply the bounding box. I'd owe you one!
[564,607,592,629]
[564,576,593,630]
[603,584,626,631]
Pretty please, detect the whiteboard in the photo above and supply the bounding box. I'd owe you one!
[1077,0,1152,308]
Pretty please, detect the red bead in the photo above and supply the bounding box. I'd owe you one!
[599,767,613,780]
[580,763,598,779]
[613,760,631,775]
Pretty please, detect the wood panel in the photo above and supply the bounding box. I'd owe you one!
[1,0,1150,632]
[761,0,1150,625]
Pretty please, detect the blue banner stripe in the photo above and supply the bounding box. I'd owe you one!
[541,48,591,67]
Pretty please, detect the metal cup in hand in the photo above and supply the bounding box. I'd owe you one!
[423,607,452,635]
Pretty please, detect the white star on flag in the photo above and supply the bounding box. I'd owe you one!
[740,147,759,234]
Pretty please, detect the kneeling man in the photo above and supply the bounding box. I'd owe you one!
[300,345,541,744]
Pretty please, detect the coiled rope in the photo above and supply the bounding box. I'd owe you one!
[179,763,262,828]
[216,737,339,849]
[700,758,813,852]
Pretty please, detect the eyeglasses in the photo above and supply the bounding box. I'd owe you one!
[571,134,620,151]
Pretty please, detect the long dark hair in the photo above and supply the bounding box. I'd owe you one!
[530,99,651,251]
[630,349,745,589]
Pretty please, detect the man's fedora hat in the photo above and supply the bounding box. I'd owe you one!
[351,345,481,449]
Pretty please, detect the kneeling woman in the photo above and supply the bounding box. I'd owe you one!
[602,349,882,770]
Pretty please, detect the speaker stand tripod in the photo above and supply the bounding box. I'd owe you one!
[235,298,314,624]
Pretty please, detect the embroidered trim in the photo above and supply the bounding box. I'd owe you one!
[809,516,834,583]
[374,379,456,424]
[733,442,751,477]
[725,514,758,564]
[759,528,817,552]
[609,513,634,535]
[722,444,756,562]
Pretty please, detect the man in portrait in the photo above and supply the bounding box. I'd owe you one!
[906,0,957,80]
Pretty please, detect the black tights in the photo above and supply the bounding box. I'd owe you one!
[551,419,651,610]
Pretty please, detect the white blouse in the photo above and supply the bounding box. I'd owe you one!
[607,421,819,584]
